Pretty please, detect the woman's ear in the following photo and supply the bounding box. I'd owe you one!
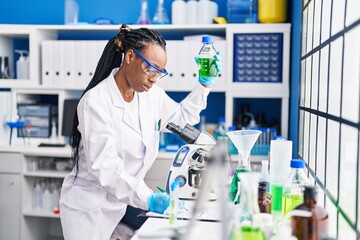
[125,49,134,64]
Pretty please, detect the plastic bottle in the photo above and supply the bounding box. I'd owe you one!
[152,0,170,24]
[0,56,10,79]
[198,35,218,78]
[258,0,287,23]
[291,186,329,240]
[64,0,79,25]
[33,181,43,209]
[171,0,186,24]
[50,121,57,142]
[259,160,270,192]
[186,0,198,24]
[15,50,29,79]
[269,139,292,217]
[42,185,52,210]
[214,116,226,140]
[227,0,258,23]
[137,0,151,24]
[198,0,218,24]
[282,159,310,216]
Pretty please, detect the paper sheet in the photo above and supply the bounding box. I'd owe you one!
[144,200,222,222]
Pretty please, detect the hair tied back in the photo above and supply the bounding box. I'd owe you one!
[114,24,131,53]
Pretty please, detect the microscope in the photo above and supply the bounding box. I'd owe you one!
[165,122,217,200]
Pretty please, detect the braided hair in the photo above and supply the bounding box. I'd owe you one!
[71,24,166,178]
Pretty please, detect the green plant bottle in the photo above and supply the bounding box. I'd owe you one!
[198,36,217,77]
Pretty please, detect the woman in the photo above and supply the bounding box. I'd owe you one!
[59,24,221,240]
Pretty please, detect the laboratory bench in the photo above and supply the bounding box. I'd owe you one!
[0,143,266,240]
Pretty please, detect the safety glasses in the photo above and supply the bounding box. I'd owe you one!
[134,49,168,80]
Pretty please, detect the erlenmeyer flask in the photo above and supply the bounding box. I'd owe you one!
[137,0,151,24]
[152,0,170,24]
[230,172,266,240]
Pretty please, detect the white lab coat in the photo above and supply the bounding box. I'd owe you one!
[60,68,210,240]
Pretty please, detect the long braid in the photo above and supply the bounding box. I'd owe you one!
[71,24,166,178]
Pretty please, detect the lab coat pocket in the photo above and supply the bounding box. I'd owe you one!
[66,185,106,210]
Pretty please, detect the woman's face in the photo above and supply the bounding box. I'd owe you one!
[125,44,167,92]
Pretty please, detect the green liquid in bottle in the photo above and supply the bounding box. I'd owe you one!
[198,57,217,77]
[230,226,266,240]
[270,184,283,214]
[229,169,250,202]
[282,194,303,216]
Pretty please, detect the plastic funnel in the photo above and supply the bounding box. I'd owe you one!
[226,130,261,170]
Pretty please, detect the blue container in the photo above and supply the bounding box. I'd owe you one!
[227,0,258,23]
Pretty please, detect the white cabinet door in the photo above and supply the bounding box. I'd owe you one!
[0,174,20,240]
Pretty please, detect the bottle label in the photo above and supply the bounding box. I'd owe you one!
[199,57,217,77]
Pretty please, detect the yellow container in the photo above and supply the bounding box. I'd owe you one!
[258,0,287,23]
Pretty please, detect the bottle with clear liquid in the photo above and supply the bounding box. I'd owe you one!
[198,36,218,77]
[259,160,270,192]
[214,116,226,140]
[282,159,310,216]
[64,0,79,25]
[227,0,258,23]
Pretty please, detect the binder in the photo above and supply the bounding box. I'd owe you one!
[159,40,178,90]
[214,40,226,91]
[52,41,64,86]
[74,41,86,88]
[62,41,75,88]
[97,41,107,60]
[85,41,98,86]
[41,41,53,86]
[189,41,203,87]
[177,41,191,91]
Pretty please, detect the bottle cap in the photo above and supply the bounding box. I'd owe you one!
[218,116,225,123]
[228,125,236,131]
[303,185,317,199]
[202,35,213,44]
[258,181,268,190]
[290,159,305,168]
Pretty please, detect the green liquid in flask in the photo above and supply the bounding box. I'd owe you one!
[282,194,303,216]
[198,57,217,77]
[230,226,266,240]
[229,169,250,202]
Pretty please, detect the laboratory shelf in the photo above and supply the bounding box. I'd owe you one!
[23,209,60,218]
[23,170,69,178]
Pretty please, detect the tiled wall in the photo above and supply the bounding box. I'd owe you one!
[298,0,360,238]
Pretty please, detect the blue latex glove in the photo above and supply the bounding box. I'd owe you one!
[148,192,170,214]
[195,52,222,86]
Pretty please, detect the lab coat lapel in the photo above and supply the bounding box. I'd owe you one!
[123,106,141,135]
[138,93,153,151]
[107,75,141,134]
